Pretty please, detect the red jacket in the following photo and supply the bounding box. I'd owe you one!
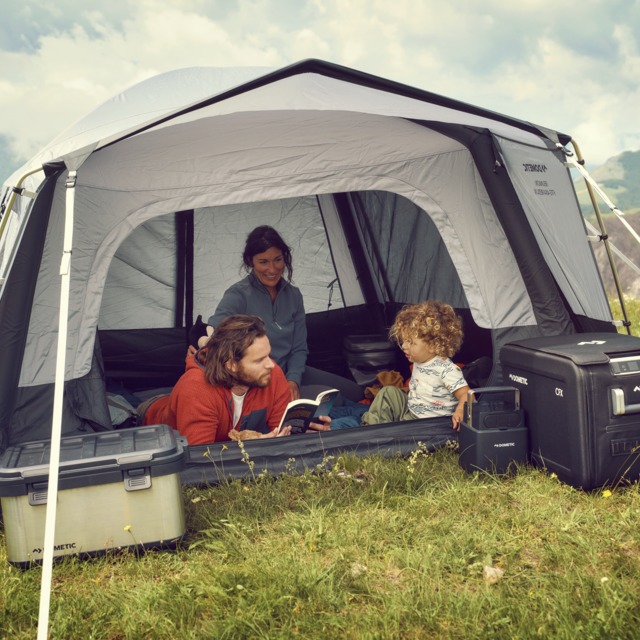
[143,354,290,445]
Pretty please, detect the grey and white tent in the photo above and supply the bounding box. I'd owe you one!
[0,59,617,476]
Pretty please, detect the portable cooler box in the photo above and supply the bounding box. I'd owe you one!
[500,332,640,490]
[0,424,186,568]
[458,387,527,474]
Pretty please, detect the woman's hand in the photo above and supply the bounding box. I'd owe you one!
[307,415,331,432]
[288,380,300,401]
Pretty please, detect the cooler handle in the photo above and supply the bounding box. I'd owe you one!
[610,388,640,416]
[465,386,520,429]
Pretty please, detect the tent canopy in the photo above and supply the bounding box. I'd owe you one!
[0,59,613,451]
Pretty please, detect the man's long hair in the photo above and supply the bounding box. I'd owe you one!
[197,314,267,387]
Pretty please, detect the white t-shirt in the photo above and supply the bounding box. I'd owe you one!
[232,391,246,428]
[407,356,467,419]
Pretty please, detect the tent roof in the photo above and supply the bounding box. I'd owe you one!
[7,59,572,183]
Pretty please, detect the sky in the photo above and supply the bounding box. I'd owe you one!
[0,0,639,179]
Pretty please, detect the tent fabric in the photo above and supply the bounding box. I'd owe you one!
[495,136,612,322]
[181,418,455,487]
[0,58,614,451]
[20,114,547,387]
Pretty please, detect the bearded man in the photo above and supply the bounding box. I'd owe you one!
[142,314,330,444]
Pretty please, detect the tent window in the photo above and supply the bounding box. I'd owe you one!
[348,191,469,308]
[100,197,346,330]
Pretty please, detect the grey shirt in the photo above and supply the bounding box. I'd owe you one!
[208,272,308,385]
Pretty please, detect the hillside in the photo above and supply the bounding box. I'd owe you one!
[574,149,640,215]
[573,150,640,298]
[589,210,640,298]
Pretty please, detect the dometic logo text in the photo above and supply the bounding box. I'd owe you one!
[494,443,516,448]
[509,373,528,385]
[523,163,547,173]
[32,542,77,554]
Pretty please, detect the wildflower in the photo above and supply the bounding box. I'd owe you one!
[123,525,132,532]
[601,577,609,583]
[550,472,558,479]
[602,489,612,498]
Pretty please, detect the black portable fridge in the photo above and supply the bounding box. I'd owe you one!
[500,332,640,489]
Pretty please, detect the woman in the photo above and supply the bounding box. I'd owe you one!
[208,225,306,400]
[194,225,362,403]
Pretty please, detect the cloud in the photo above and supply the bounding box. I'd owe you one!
[0,0,638,175]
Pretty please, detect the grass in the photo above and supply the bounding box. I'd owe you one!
[2,446,640,639]
[2,298,640,638]
[611,295,640,336]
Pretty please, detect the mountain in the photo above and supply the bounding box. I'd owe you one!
[574,149,640,215]
[574,150,640,298]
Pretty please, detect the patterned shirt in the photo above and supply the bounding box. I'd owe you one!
[407,356,467,419]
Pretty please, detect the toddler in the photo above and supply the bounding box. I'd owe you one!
[361,301,470,430]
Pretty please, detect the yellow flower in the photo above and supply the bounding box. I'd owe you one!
[123,525,132,532]
[602,490,612,498]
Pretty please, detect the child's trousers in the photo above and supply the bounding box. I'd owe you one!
[361,386,414,425]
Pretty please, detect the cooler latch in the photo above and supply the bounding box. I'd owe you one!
[610,388,640,416]
[124,468,151,491]
[28,482,49,506]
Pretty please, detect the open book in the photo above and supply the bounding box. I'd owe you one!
[277,388,340,435]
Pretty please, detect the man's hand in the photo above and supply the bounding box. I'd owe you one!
[308,415,331,431]
[262,425,292,438]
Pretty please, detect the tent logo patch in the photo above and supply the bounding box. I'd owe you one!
[523,163,547,172]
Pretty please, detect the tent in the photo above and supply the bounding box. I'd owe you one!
[0,59,617,477]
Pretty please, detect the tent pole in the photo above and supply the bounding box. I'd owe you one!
[563,141,633,334]
[37,169,77,640]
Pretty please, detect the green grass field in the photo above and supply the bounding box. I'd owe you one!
[2,446,640,639]
[2,298,640,638]
[611,295,640,336]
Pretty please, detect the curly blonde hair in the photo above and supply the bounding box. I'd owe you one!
[389,301,464,359]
